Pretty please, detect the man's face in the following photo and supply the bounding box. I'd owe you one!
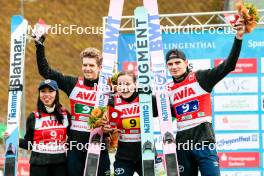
[167,58,188,78]
[82,57,101,80]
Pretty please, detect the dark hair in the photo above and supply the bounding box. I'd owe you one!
[117,71,137,83]
[37,90,64,124]
[80,48,103,66]
[166,49,186,63]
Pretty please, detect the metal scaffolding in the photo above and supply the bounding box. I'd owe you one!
[103,9,264,32]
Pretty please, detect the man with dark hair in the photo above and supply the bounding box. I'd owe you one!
[166,19,246,176]
[35,38,110,176]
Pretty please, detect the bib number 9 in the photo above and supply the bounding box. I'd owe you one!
[122,117,140,129]
[176,100,199,115]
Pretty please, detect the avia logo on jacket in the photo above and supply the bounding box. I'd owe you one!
[173,87,196,101]
[75,91,96,101]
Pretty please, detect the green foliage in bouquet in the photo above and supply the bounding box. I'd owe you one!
[88,106,107,129]
[244,2,260,22]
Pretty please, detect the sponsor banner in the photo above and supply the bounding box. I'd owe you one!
[214,114,259,131]
[214,95,258,112]
[118,29,264,66]
[188,59,211,71]
[214,58,257,74]
[220,171,261,176]
[216,133,259,150]
[122,61,137,74]
[218,152,260,168]
[214,77,258,93]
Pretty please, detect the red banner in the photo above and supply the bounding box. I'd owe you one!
[214,58,257,74]
[218,152,260,168]
[122,61,137,74]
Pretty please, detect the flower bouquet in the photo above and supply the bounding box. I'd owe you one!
[88,107,107,129]
[108,72,119,93]
[233,1,259,34]
[88,106,119,151]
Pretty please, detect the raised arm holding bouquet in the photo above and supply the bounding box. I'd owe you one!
[232,1,259,36]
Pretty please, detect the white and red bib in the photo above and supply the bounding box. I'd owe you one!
[114,95,141,142]
[33,111,68,154]
[69,77,96,132]
[169,72,212,131]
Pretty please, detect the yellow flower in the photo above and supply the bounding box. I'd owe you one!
[91,108,102,118]
[88,107,107,129]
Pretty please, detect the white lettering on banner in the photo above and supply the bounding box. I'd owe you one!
[261,57,264,73]
[214,77,258,93]
[127,42,216,51]
[219,152,260,168]
[220,171,261,176]
[188,59,211,71]
[214,114,259,131]
[248,40,264,49]
[214,95,258,111]
[216,133,259,150]
[164,42,216,50]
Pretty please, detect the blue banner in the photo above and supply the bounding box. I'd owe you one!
[118,28,264,175]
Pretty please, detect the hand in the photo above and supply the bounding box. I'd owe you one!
[2,131,10,139]
[234,18,245,39]
[101,125,114,134]
[94,112,109,128]
[34,35,46,46]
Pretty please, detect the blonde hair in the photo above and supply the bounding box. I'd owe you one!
[80,48,103,66]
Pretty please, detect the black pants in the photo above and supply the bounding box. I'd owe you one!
[30,163,67,176]
[114,158,142,176]
[177,146,220,176]
[67,147,110,176]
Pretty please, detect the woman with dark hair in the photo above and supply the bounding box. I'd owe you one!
[4,79,71,176]
[96,71,158,176]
